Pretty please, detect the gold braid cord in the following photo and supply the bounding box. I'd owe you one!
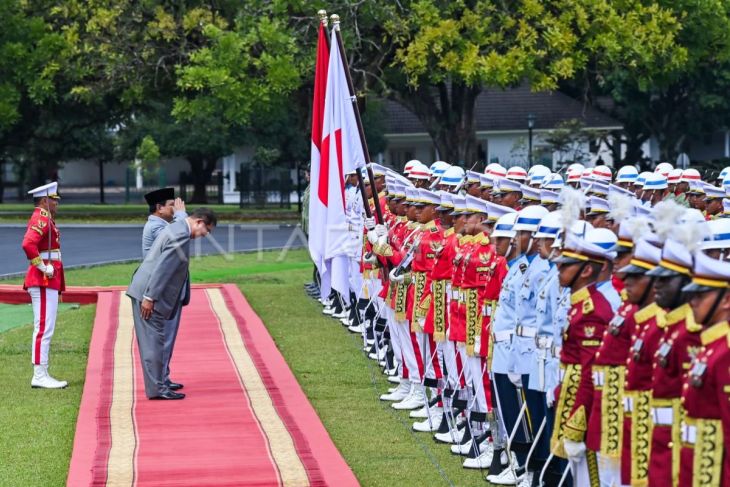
[394,283,407,322]
[432,280,446,342]
[631,390,653,486]
[586,450,601,487]
[693,418,723,487]
[551,363,582,459]
[600,365,625,457]
[465,289,479,356]
[411,272,427,331]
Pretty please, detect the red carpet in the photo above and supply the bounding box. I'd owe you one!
[65,284,358,487]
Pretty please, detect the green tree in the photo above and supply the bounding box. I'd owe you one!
[376,0,686,164]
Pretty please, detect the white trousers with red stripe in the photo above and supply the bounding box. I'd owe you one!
[29,287,59,366]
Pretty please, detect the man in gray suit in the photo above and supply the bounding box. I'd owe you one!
[127,207,217,400]
[142,188,188,391]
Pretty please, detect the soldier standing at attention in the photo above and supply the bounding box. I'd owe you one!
[21,182,67,389]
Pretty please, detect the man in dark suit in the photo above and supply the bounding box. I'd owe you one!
[127,207,217,400]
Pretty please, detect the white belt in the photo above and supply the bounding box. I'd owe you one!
[682,423,696,444]
[40,250,62,261]
[536,336,553,349]
[551,345,561,359]
[451,290,460,299]
[652,407,673,426]
[445,283,452,295]
[494,330,513,343]
[514,326,537,338]
[593,371,605,387]
[623,396,634,413]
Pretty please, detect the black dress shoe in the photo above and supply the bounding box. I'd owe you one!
[150,391,185,400]
[168,382,184,390]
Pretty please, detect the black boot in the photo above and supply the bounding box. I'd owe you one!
[489,448,506,477]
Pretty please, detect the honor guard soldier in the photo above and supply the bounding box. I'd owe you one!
[550,229,615,487]
[645,234,705,487]
[680,251,730,487]
[22,182,67,389]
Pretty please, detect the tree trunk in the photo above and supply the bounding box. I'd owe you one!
[188,156,218,204]
[390,80,481,166]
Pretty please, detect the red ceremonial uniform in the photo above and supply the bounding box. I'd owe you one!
[412,219,443,327]
[424,227,458,342]
[22,207,65,291]
[551,283,613,458]
[680,320,730,487]
[621,303,667,485]
[648,304,702,487]
[586,300,638,456]
[450,235,474,344]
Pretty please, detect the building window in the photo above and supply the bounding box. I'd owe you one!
[389,148,415,170]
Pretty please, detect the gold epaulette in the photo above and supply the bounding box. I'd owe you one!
[474,232,490,246]
[701,321,729,346]
[635,302,662,325]
[444,227,455,238]
[665,303,691,327]
[570,286,590,306]
[39,208,49,217]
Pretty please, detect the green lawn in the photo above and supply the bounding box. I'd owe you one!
[0,203,299,223]
[0,303,78,333]
[0,249,490,486]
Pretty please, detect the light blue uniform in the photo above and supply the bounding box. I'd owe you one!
[511,254,550,375]
[491,254,527,374]
[544,284,571,398]
[528,263,559,392]
[597,279,621,312]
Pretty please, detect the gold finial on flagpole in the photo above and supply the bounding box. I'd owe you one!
[330,14,340,27]
[318,10,328,26]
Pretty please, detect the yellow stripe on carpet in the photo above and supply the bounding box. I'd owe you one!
[206,288,309,487]
[107,294,137,486]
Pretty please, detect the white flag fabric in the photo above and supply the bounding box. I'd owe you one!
[309,27,366,298]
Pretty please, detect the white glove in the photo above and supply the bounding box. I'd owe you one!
[35,262,54,278]
[389,268,405,284]
[474,336,481,353]
[375,224,387,238]
[445,327,451,340]
[563,439,586,460]
[364,216,376,230]
[546,386,556,408]
[367,230,379,245]
[508,373,523,388]
[363,252,377,264]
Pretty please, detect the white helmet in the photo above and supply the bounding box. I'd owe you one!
[439,165,466,187]
[654,162,674,177]
[534,211,563,239]
[616,165,639,184]
[430,160,451,178]
[513,206,549,233]
[491,212,519,238]
[528,164,551,185]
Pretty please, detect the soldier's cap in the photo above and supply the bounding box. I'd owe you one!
[408,162,431,180]
[701,218,730,250]
[28,182,61,200]
[552,230,613,265]
[540,188,560,205]
[646,239,693,277]
[686,179,705,195]
[485,163,507,179]
[430,160,451,177]
[592,165,613,182]
[703,182,726,200]
[485,201,517,222]
[519,184,541,203]
[466,170,481,184]
[668,168,683,185]
[415,188,440,207]
[528,164,551,185]
[144,187,174,206]
[435,191,454,211]
[586,196,610,217]
[682,250,730,293]
[404,187,418,205]
[450,195,467,215]
[368,163,387,177]
[618,239,661,274]
[493,177,522,195]
[534,211,562,239]
[479,173,494,188]
[506,166,528,181]
[464,195,487,215]
[681,168,702,183]
[388,183,405,200]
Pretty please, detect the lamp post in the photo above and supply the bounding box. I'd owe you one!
[527,113,536,167]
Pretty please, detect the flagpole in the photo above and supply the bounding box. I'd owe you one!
[319,11,373,221]
[330,14,384,225]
